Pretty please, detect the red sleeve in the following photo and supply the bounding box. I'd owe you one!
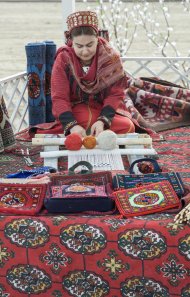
[97,77,126,128]
[102,76,125,110]
[51,51,72,119]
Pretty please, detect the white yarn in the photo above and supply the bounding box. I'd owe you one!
[97,130,117,150]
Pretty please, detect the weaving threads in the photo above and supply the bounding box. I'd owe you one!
[67,148,124,171]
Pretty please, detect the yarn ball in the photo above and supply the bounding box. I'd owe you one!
[83,135,97,149]
[64,133,83,150]
[138,161,155,174]
[97,130,117,150]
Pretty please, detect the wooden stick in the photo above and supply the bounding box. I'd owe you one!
[33,138,65,145]
[40,148,157,158]
[35,134,65,138]
[34,132,151,139]
[33,137,152,146]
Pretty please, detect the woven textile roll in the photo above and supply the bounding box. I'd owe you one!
[25,42,46,125]
[44,41,56,122]
[0,90,15,152]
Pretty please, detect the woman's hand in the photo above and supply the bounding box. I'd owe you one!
[70,125,86,138]
[91,121,104,137]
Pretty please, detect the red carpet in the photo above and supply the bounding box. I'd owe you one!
[153,127,190,186]
[0,126,190,297]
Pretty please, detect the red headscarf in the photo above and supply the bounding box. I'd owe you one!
[55,37,125,94]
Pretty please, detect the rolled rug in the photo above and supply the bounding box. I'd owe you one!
[44,40,56,122]
[25,42,46,125]
[0,90,15,152]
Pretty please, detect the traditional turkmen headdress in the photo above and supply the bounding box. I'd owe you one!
[66,11,99,33]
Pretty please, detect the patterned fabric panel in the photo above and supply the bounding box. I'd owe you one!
[0,214,189,296]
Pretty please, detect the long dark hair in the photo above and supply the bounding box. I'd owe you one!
[71,26,97,39]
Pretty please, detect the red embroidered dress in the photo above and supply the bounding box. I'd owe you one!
[51,37,135,135]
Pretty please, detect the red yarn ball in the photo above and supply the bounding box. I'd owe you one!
[64,133,83,150]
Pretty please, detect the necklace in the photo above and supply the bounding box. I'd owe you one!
[80,58,92,74]
[82,65,90,74]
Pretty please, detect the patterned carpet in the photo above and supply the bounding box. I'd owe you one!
[0,127,190,297]
[153,127,190,186]
[1,126,190,186]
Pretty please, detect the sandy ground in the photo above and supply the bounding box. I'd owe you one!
[0,1,190,79]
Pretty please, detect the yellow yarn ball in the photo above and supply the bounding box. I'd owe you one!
[83,135,97,149]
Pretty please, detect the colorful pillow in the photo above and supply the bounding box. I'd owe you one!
[113,181,180,217]
[113,171,185,197]
[0,183,47,215]
[44,171,114,213]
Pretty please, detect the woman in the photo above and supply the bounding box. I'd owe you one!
[51,10,135,137]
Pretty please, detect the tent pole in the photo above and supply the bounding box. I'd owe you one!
[62,0,75,35]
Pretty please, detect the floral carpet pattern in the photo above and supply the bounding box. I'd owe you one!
[0,127,190,296]
[0,214,189,296]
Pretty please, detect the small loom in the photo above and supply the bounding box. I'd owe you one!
[32,133,157,171]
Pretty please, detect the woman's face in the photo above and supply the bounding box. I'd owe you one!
[72,34,98,65]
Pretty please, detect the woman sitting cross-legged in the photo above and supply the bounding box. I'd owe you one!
[51,10,135,137]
